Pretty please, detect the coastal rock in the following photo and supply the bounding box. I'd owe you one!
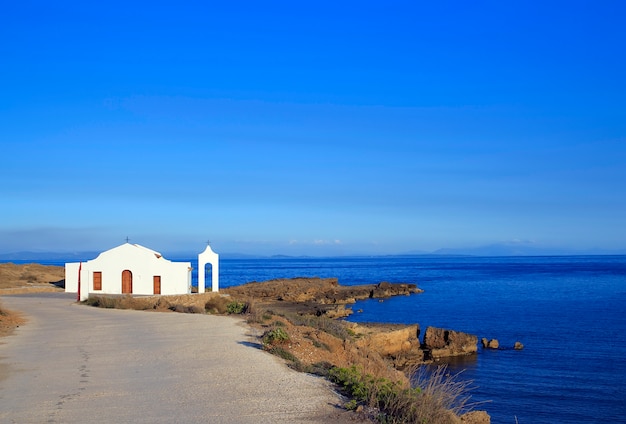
[514,341,524,350]
[354,324,424,367]
[460,410,491,423]
[423,326,478,360]
[369,281,422,298]
[224,277,421,304]
[481,338,499,349]
[223,277,423,317]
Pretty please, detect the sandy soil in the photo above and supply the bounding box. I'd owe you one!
[0,262,65,290]
[0,262,64,336]
[0,302,25,337]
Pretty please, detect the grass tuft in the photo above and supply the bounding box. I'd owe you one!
[226,301,246,314]
[283,313,352,340]
[329,364,477,424]
[262,327,290,345]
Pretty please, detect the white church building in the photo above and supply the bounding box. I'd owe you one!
[65,243,219,301]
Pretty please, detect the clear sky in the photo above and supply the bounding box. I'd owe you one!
[1,1,625,256]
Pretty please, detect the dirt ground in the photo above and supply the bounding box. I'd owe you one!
[0,262,65,291]
[0,262,65,336]
[0,303,25,337]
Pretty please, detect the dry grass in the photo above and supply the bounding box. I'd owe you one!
[0,263,65,290]
[84,292,247,315]
[203,295,231,314]
[329,364,480,424]
[0,300,26,337]
[402,365,480,423]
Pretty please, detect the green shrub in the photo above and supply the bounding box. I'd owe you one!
[226,301,246,314]
[329,365,377,402]
[345,399,358,411]
[330,365,477,424]
[262,327,290,345]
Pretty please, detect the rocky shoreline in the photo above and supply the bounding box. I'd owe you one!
[224,277,492,423]
[224,277,483,367]
[224,277,422,318]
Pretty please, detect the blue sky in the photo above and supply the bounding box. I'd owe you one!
[1,1,625,256]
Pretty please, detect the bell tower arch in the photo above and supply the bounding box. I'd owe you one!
[198,242,219,293]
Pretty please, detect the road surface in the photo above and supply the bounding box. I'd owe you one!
[0,293,358,423]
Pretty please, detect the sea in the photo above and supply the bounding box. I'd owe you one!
[213,255,626,423]
[11,255,626,423]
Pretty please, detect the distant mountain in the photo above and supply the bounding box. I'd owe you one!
[431,244,626,257]
[396,249,431,256]
[0,251,100,262]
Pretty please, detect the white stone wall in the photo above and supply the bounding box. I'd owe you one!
[65,243,191,299]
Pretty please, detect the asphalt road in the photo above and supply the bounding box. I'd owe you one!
[0,293,356,423]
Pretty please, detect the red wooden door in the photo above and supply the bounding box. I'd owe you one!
[153,276,161,295]
[93,271,102,290]
[121,270,132,294]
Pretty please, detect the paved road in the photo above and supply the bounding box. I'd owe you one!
[0,293,355,423]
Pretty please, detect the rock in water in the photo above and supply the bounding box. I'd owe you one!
[423,326,478,359]
[481,338,499,349]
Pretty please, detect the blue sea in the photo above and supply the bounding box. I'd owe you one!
[13,255,626,423]
[212,255,626,423]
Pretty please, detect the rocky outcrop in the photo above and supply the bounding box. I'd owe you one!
[369,281,421,298]
[353,323,424,368]
[353,324,480,364]
[514,341,524,350]
[223,277,422,316]
[423,326,478,360]
[481,338,499,349]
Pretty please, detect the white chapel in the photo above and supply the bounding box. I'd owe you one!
[65,242,219,301]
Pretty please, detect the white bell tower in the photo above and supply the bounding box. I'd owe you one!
[198,242,219,293]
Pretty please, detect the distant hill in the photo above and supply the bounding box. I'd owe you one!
[431,244,626,257]
[0,251,100,262]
